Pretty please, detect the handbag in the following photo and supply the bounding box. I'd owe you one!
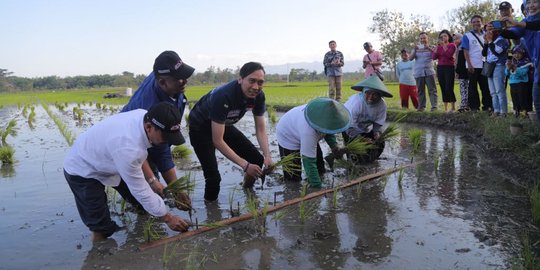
[481,62,496,77]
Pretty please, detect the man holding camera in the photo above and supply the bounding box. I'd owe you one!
[323,40,344,102]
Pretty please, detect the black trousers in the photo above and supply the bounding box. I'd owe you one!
[278,143,324,182]
[510,82,533,113]
[468,68,492,111]
[64,170,139,236]
[437,65,456,102]
[189,125,263,201]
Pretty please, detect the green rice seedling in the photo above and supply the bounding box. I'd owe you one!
[356,182,363,197]
[143,216,165,243]
[162,243,177,269]
[266,152,302,176]
[376,121,401,143]
[28,109,36,127]
[1,119,17,145]
[407,128,425,155]
[332,185,340,208]
[267,105,277,124]
[96,103,102,110]
[530,182,540,224]
[397,168,405,194]
[164,174,195,210]
[22,105,28,118]
[272,209,288,221]
[260,197,270,233]
[433,152,440,174]
[120,198,127,213]
[42,103,74,145]
[380,175,389,190]
[228,186,240,217]
[0,146,15,164]
[298,184,307,223]
[184,112,189,123]
[171,145,192,159]
[345,136,377,156]
[298,183,317,223]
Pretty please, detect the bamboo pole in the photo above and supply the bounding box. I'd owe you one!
[139,161,422,251]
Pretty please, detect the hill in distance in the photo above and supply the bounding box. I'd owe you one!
[263,60,363,74]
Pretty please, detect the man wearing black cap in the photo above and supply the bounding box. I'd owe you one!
[121,50,195,210]
[64,102,190,241]
[499,1,513,17]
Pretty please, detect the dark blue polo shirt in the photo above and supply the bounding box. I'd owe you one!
[189,80,266,131]
[121,72,187,172]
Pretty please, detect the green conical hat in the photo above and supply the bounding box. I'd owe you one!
[304,97,351,134]
[351,75,393,98]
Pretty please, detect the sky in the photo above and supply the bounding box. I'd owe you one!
[0,0,521,78]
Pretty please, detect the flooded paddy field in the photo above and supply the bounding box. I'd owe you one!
[0,104,537,269]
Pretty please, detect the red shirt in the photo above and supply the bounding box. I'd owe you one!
[433,43,456,66]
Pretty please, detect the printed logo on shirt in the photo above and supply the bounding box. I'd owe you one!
[227,110,241,118]
[224,104,229,108]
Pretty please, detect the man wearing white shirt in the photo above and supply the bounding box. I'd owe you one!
[64,102,189,241]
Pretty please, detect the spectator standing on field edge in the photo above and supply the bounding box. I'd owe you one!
[454,33,470,111]
[410,32,438,112]
[461,14,492,112]
[362,42,383,79]
[323,40,344,102]
[483,22,510,117]
[396,49,419,109]
[433,29,457,113]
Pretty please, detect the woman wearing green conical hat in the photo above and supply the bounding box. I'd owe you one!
[345,76,392,163]
[276,97,351,188]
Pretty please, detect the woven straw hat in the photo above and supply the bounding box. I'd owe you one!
[304,97,351,134]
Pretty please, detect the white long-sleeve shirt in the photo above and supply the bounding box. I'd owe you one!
[276,104,324,158]
[64,109,168,217]
[344,93,387,137]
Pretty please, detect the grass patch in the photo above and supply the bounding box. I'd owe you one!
[530,181,540,224]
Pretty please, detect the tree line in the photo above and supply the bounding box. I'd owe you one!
[0,67,365,92]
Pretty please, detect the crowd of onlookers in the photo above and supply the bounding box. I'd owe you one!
[325,0,540,124]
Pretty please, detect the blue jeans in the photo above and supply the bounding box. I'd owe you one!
[487,64,508,113]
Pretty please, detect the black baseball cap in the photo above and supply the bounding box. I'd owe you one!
[499,1,512,10]
[363,42,372,49]
[145,102,185,145]
[153,51,195,80]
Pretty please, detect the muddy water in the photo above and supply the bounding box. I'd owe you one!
[0,105,534,269]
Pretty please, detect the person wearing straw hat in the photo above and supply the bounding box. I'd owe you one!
[344,76,393,162]
[276,97,351,188]
[64,102,190,241]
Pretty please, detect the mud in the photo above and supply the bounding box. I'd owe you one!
[0,104,536,269]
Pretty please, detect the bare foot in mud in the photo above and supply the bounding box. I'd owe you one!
[91,232,107,242]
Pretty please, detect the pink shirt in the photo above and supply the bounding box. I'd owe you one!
[363,50,383,78]
[432,43,456,66]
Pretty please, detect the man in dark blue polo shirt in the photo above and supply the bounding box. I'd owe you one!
[189,62,273,202]
[122,50,195,209]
